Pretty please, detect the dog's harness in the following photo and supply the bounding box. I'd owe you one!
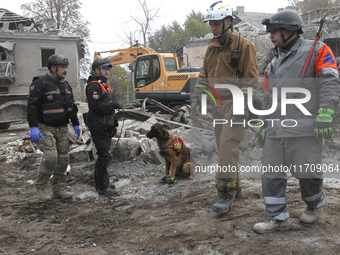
[160,136,184,157]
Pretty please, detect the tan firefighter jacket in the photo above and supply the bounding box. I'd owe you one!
[196,30,258,99]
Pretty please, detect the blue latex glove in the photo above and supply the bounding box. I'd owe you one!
[30,127,44,143]
[74,125,80,140]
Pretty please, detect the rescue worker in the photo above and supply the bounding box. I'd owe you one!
[192,1,258,213]
[27,54,80,201]
[253,10,340,233]
[85,58,122,197]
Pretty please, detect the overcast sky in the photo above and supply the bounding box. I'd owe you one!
[2,0,289,60]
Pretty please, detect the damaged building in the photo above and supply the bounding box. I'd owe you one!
[0,8,84,95]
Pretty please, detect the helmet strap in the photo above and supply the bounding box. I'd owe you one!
[280,28,295,45]
[98,68,108,83]
[214,18,233,39]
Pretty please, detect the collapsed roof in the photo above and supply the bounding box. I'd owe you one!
[0,8,32,30]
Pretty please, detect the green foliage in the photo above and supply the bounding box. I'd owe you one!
[109,65,132,102]
[148,10,210,53]
[184,10,211,39]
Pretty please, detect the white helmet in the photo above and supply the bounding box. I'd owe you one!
[204,1,233,22]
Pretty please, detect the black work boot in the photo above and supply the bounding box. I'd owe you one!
[212,194,234,214]
[95,183,116,191]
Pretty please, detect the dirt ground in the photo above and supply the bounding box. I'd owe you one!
[1,122,340,255]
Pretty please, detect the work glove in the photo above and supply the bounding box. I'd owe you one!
[255,121,266,147]
[74,125,80,140]
[191,97,201,115]
[30,127,44,143]
[230,104,247,122]
[314,108,334,139]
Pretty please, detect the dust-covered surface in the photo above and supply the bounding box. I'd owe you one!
[1,122,340,255]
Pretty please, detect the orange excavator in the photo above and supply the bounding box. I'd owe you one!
[94,45,201,107]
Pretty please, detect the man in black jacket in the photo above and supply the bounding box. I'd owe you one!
[85,58,122,197]
[27,54,80,201]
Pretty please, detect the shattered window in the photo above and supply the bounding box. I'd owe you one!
[41,49,55,67]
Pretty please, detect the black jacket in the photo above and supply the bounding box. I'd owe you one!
[27,74,79,128]
[84,75,119,131]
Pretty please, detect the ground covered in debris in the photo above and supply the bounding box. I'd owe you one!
[1,120,340,255]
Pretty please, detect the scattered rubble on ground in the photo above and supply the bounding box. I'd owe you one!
[1,100,340,254]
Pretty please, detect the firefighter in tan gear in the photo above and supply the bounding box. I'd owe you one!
[192,1,258,213]
[27,54,80,201]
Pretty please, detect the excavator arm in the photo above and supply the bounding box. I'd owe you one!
[94,46,158,66]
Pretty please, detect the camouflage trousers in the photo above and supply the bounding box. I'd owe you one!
[35,124,69,192]
[213,100,247,198]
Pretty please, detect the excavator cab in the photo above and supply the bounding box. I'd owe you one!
[135,55,161,88]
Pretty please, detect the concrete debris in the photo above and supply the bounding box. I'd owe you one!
[249,147,263,160]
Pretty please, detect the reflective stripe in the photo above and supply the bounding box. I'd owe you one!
[273,211,290,221]
[43,109,64,113]
[241,88,256,96]
[316,195,326,208]
[303,191,323,202]
[303,191,326,208]
[264,196,286,204]
[215,179,236,188]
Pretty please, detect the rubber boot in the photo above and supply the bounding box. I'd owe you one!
[35,173,51,201]
[52,174,73,200]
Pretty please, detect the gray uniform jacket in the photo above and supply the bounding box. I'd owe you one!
[262,37,340,138]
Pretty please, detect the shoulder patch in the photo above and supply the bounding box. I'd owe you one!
[92,91,99,100]
[30,84,35,92]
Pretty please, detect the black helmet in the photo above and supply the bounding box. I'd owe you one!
[262,9,303,34]
[92,57,113,71]
[48,54,69,66]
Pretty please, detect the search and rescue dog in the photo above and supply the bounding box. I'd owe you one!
[146,122,195,187]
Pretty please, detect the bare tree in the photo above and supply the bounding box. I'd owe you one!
[131,0,160,46]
